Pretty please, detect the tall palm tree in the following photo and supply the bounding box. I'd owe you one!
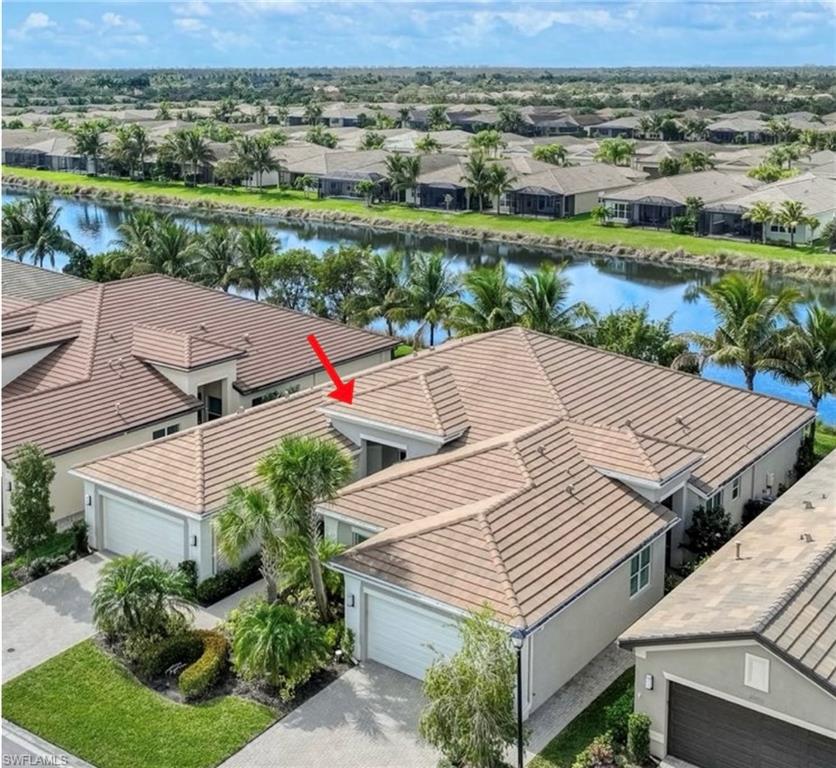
[233,224,275,300]
[776,200,816,248]
[513,263,591,339]
[449,261,517,336]
[160,129,192,182]
[691,271,801,391]
[415,134,442,153]
[199,225,240,290]
[532,144,569,166]
[742,201,776,244]
[184,128,216,185]
[468,129,505,158]
[107,124,155,179]
[355,250,407,335]
[257,436,353,622]
[462,152,493,213]
[487,164,516,215]
[124,217,199,278]
[234,134,278,188]
[384,153,406,201]
[397,106,412,129]
[594,138,635,167]
[71,120,106,175]
[681,150,714,172]
[2,193,81,268]
[769,305,836,414]
[405,252,460,347]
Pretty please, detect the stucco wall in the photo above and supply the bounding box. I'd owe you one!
[527,534,666,716]
[632,640,836,758]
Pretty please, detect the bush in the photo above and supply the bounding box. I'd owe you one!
[627,712,652,765]
[669,215,693,235]
[603,687,633,745]
[572,733,617,768]
[27,556,54,580]
[136,632,203,679]
[195,554,261,606]
[7,444,56,553]
[742,498,770,526]
[179,629,229,700]
[178,560,199,597]
[70,519,89,555]
[683,505,734,558]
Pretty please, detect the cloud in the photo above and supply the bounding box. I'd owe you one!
[76,18,96,31]
[11,11,56,38]
[172,1,212,16]
[175,17,206,32]
[236,0,305,15]
[209,28,251,50]
[101,12,141,31]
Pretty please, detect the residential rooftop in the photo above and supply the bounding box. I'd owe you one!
[2,259,93,303]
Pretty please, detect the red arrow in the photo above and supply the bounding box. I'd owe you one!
[307,334,355,404]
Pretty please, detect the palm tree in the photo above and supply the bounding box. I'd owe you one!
[303,101,323,125]
[397,106,412,128]
[594,138,635,167]
[107,124,155,179]
[513,263,591,339]
[449,261,517,336]
[355,250,406,335]
[462,152,493,213]
[532,144,569,166]
[1,193,81,268]
[486,163,516,215]
[405,252,460,347]
[681,150,714,172]
[233,224,275,300]
[776,200,816,248]
[124,217,199,278]
[184,128,216,185]
[305,124,338,148]
[257,436,353,622]
[415,134,442,153]
[199,225,240,290]
[387,154,422,205]
[234,134,278,187]
[71,123,106,176]
[159,129,192,182]
[691,271,801,391]
[742,201,775,244]
[469,129,505,158]
[129,124,155,179]
[769,306,836,413]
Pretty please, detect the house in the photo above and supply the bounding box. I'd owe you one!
[71,328,812,718]
[2,130,90,173]
[1,274,397,526]
[593,116,643,139]
[701,172,836,243]
[706,116,768,144]
[2,260,92,303]
[599,170,759,228]
[619,450,836,767]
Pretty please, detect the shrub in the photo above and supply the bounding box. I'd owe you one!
[136,632,203,679]
[27,556,54,580]
[178,560,199,596]
[683,505,734,558]
[7,444,56,553]
[179,629,229,700]
[195,554,261,606]
[627,712,652,765]
[742,498,770,526]
[279,536,345,602]
[571,733,617,768]
[70,520,89,555]
[670,215,693,235]
[603,687,633,745]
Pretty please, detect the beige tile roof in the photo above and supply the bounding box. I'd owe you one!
[2,319,82,357]
[2,274,396,458]
[131,323,245,370]
[2,260,92,303]
[706,172,836,218]
[601,170,758,206]
[620,450,836,694]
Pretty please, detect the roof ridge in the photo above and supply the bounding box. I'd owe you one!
[85,285,106,381]
[622,427,660,480]
[520,328,569,418]
[417,370,446,434]
[476,505,526,629]
[194,428,206,510]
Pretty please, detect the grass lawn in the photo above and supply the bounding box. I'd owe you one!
[2,641,274,768]
[814,422,836,461]
[1,530,75,594]
[4,166,833,268]
[529,667,635,768]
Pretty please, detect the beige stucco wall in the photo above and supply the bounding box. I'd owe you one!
[527,534,666,716]
[631,640,836,758]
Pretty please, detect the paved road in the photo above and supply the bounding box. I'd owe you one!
[2,720,95,767]
[2,553,108,682]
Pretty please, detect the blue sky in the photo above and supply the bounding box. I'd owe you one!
[3,1,836,69]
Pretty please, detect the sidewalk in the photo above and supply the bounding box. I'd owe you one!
[2,719,95,768]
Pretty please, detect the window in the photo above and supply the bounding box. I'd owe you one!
[705,491,722,512]
[207,396,223,421]
[352,530,369,546]
[152,424,180,440]
[731,475,741,500]
[744,653,770,692]
[609,202,630,219]
[630,546,651,596]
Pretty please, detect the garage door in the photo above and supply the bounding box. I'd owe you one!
[365,591,461,680]
[668,682,836,768]
[102,496,186,566]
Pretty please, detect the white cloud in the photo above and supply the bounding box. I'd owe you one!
[236,0,305,15]
[11,11,56,38]
[172,1,212,16]
[210,27,251,50]
[76,18,96,31]
[175,17,206,32]
[101,12,141,31]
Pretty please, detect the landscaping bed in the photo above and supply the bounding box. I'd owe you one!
[1,523,88,594]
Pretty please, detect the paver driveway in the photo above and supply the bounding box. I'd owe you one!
[221,661,438,768]
[2,553,109,682]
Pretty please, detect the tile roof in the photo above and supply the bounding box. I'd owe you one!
[2,259,92,303]
[705,172,836,217]
[2,274,396,458]
[601,170,758,206]
[620,450,836,694]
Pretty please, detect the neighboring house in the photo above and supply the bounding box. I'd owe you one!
[593,116,643,139]
[600,170,759,228]
[72,328,812,719]
[706,116,768,144]
[2,259,92,303]
[701,172,836,243]
[2,130,91,173]
[1,274,397,526]
[620,450,836,767]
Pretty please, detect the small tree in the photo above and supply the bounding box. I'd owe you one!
[419,607,519,768]
[355,179,378,207]
[7,444,56,552]
[591,204,611,226]
[684,505,734,558]
[626,712,652,765]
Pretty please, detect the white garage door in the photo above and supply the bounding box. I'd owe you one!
[365,591,461,680]
[102,495,186,566]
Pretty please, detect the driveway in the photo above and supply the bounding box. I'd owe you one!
[2,552,108,682]
[221,661,439,768]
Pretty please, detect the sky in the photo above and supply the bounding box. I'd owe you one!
[2,1,836,70]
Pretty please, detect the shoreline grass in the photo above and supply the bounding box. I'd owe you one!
[4,166,834,268]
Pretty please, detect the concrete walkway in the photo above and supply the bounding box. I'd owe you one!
[221,661,439,768]
[2,552,109,682]
[194,578,266,629]
[2,720,95,768]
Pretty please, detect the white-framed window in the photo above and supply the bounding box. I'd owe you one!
[351,529,369,546]
[705,491,722,511]
[608,201,630,219]
[744,653,770,692]
[731,475,742,500]
[630,546,651,596]
[152,424,180,440]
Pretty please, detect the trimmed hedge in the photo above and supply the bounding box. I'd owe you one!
[627,712,652,765]
[195,554,261,606]
[140,632,203,679]
[179,629,229,700]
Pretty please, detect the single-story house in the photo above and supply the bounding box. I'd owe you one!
[701,172,836,244]
[2,130,91,173]
[2,271,397,526]
[706,116,769,144]
[593,116,643,139]
[600,170,760,229]
[620,450,836,767]
[72,327,812,719]
[2,259,92,303]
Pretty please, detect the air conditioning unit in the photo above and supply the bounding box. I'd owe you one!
[766,472,775,490]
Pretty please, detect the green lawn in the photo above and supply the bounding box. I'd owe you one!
[815,422,836,461]
[2,641,274,768]
[529,668,635,768]
[1,530,75,594]
[4,166,833,267]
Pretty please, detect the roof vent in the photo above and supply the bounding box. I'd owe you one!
[800,532,813,543]
[565,483,575,496]
[114,402,121,415]
[199,322,208,332]
[243,333,251,344]
[110,331,117,341]
[624,419,633,429]
[803,500,814,510]
[675,416,689,430]
[735,542,742,560]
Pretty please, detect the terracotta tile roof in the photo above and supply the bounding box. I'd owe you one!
[620,451,836,694]
[131,323,245,370]
[2,320,83,357]
[601,170,759,206]
[2,274,396,458]
[2,260,92,303]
